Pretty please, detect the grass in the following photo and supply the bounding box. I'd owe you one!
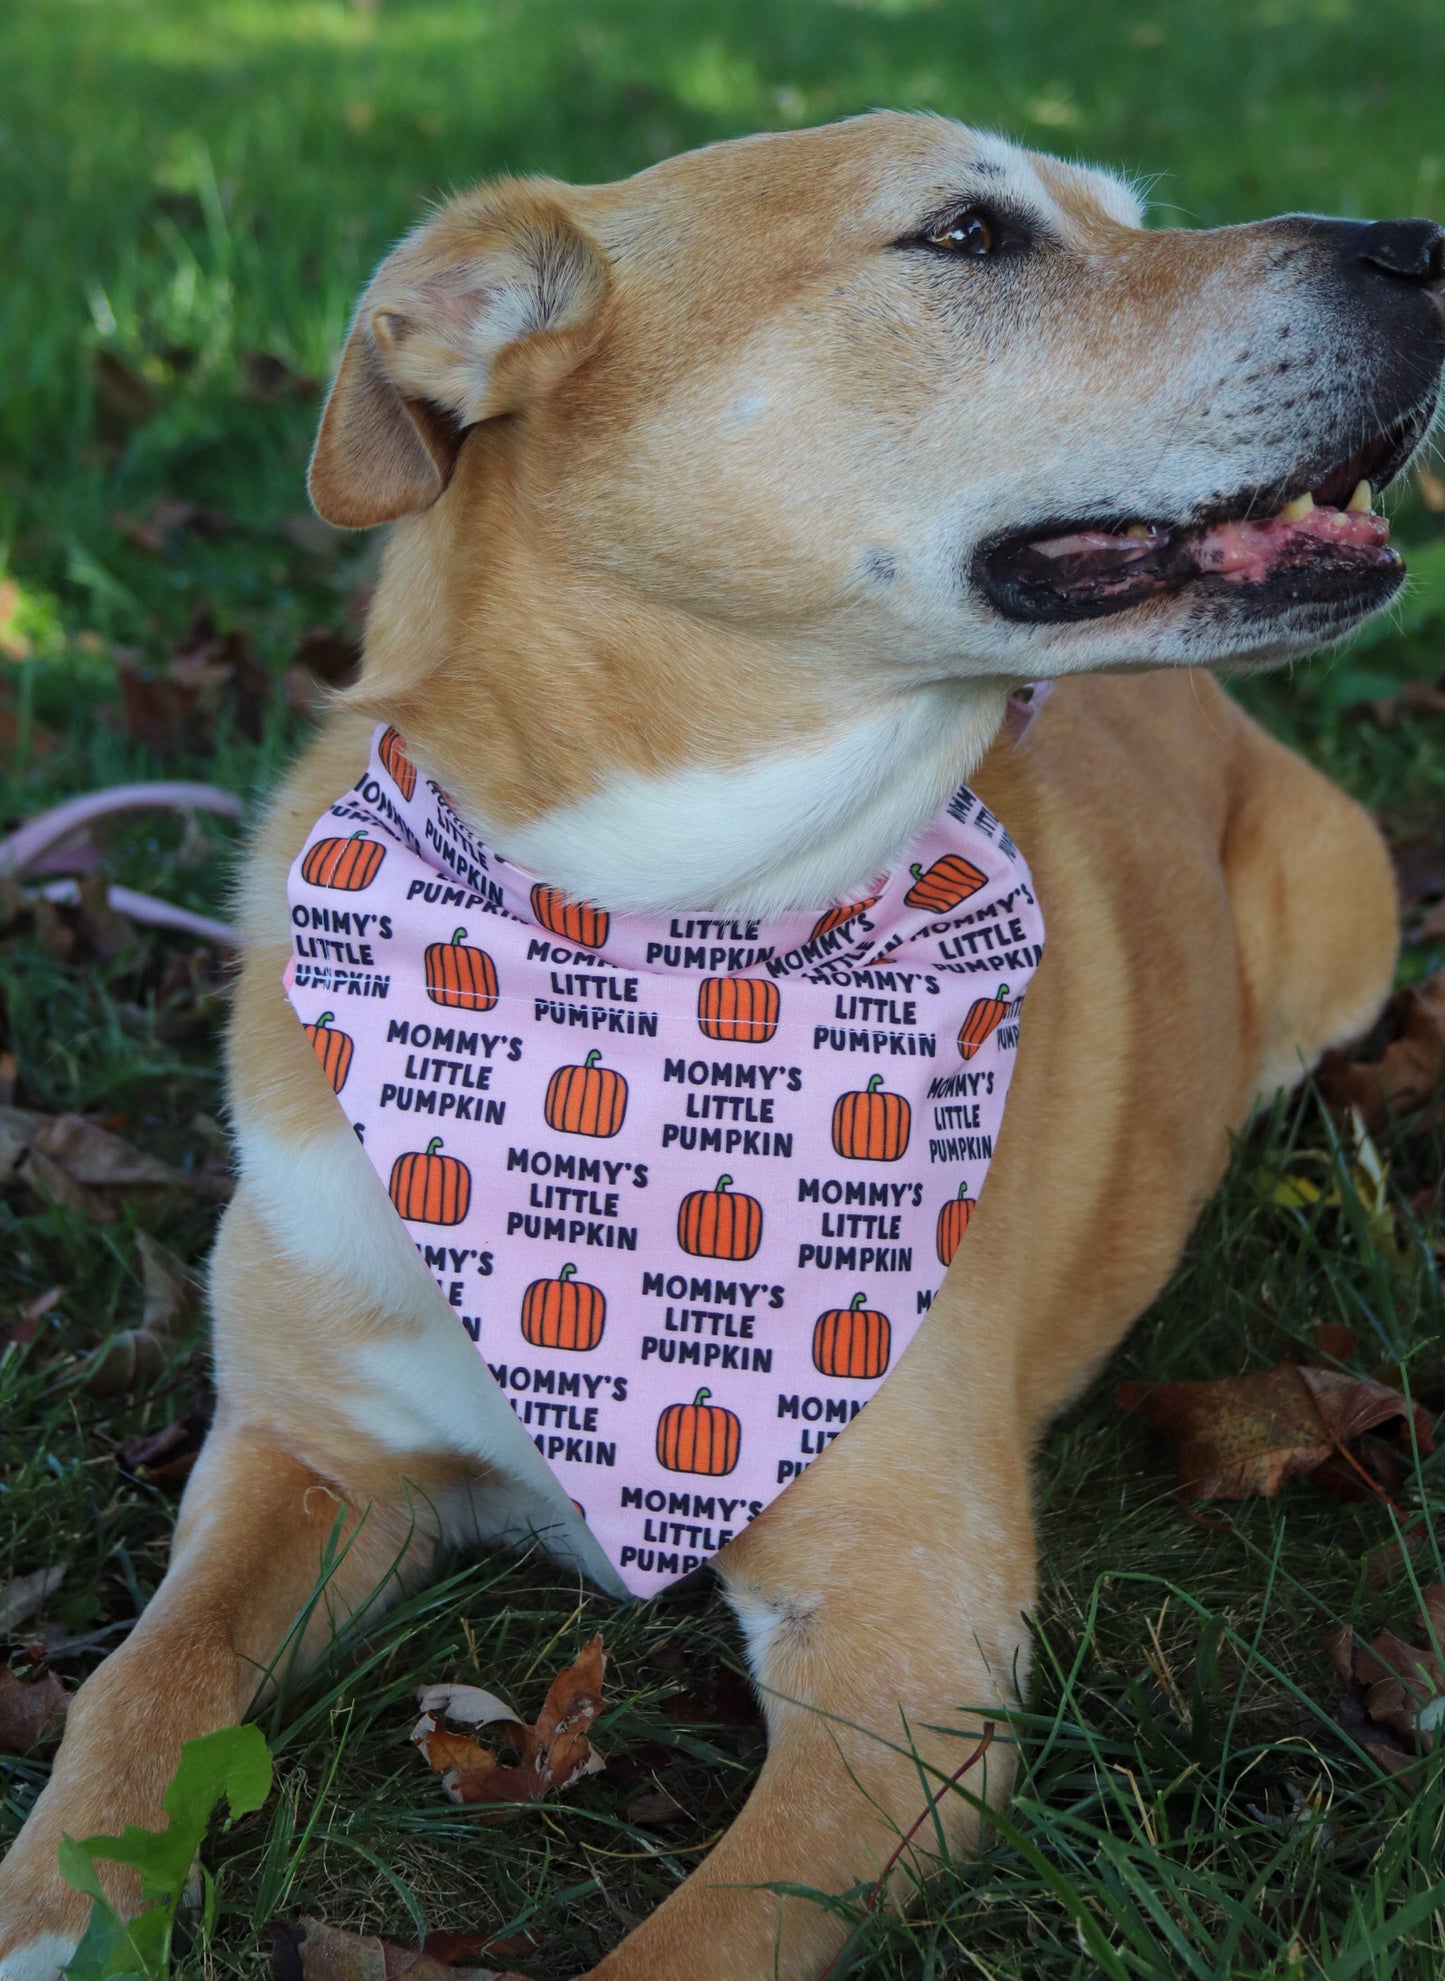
[3,0,1445,1973]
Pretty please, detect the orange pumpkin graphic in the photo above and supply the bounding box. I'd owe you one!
[301,830,385,891]
[903,854,987,915]
[388,1135,471,1225]
[531,884,609,950]
[697,976,781,1044]
[656,1387,741,1476]
[832,1073,911,1161]
[424,928,499,1012]
[378,725,417,801]
[303,1011,353,1094]
[521,1262,606,1351]
[958,984,1011,1061]
[677,1174,763,1261]
[545,1048,628,1137]
[935,1182,975,1266]
[812,1292,892,1379]
[809,895,879,942]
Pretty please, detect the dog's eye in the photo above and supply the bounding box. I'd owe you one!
[924,208,997,256]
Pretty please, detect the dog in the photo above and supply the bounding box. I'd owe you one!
[3,111,1442,1980]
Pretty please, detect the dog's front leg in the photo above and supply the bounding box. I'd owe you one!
[0,1416,451,1976]
[588,1324,1034,1981]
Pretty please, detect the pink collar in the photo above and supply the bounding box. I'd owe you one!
[284,723,1045,1596]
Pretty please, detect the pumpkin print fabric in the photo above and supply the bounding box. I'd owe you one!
[284,723,1044,1597]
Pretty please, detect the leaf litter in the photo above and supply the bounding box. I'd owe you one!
[1325,1583,1445,1780]
[1118,1360,1434,1503]
[411,1635,607,1818]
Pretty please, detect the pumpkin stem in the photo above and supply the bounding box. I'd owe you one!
[850,1291,867,1311]
[426,1136,444,1155]
[316,1013,334,1028]
[716,1174,733,1192]
[585,1049,602,1069]
[349,831,368,842]
[910,863,924,880]
[559,1263,577,1282]
[998,985,1009,1000]
[866,1074,884,1094]
[958,1182,971,1201]
[450,928,468,945]
[693,1387,712,1406]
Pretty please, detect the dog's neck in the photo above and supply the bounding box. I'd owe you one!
[349,503,1014,917]
[483,678,1011,915]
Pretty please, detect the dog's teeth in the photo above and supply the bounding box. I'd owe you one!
[1125,523,1151,539]
[1346,479,1373,513]
[1279,492,1314,522]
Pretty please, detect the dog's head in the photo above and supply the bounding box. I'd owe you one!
[312,112,1444,686]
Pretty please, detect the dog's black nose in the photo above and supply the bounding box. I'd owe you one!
[1356,218,1445,288]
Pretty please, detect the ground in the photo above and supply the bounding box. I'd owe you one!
[3,1,1445,1974]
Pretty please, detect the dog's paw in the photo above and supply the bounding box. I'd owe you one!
[0,1935,77,1981]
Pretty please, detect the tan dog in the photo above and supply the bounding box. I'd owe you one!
[4,113,1442,1979]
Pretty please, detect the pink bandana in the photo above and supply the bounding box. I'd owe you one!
[284,724,1044,1597]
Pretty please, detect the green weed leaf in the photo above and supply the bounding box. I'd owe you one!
[60,1724,272,1981]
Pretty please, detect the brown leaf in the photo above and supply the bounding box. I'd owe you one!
[413,1636,607,1819]
[112,497,233,557]
[0,1562,67,1637]
[5,1284,64,1351]
[269,1918,521,1981]
[1325,1584,1445,1781]
[1118,1360,1434,1501]
[1314,1321,1361,1363]
[82,1231,199,1397]
[0,1106,222,1206]
[1390,837,1445,914]
[116,1407,208,1489]
[421,1931,536,1965]
[113,610,273,754]
[0,1667,70,1752]
[627,1786,687,1826]
[1317,971,1445,1131]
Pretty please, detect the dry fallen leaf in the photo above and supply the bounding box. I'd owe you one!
[1325,1583,1445,1780]
[82,1231,200,1397]
[627,1786,687,1827]
[0,1667,70,1752]
[113,609,273,754]
[116,1407,209,1489]
[1318,971,1445,1132]
[412,1635,607,1818]
[0,1107,184,1195]
[0,1562,68,1637]
[268,1917,522,1981]
[1118,1360,1434,1501]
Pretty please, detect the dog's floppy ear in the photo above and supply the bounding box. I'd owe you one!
[308,183,610,529]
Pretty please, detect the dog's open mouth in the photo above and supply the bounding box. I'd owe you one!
[977,406,1431,624]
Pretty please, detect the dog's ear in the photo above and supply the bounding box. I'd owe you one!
[308,184,610,529]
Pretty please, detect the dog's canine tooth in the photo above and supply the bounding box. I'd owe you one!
[1346,478,1373,513]
[1279,491,1315,521]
